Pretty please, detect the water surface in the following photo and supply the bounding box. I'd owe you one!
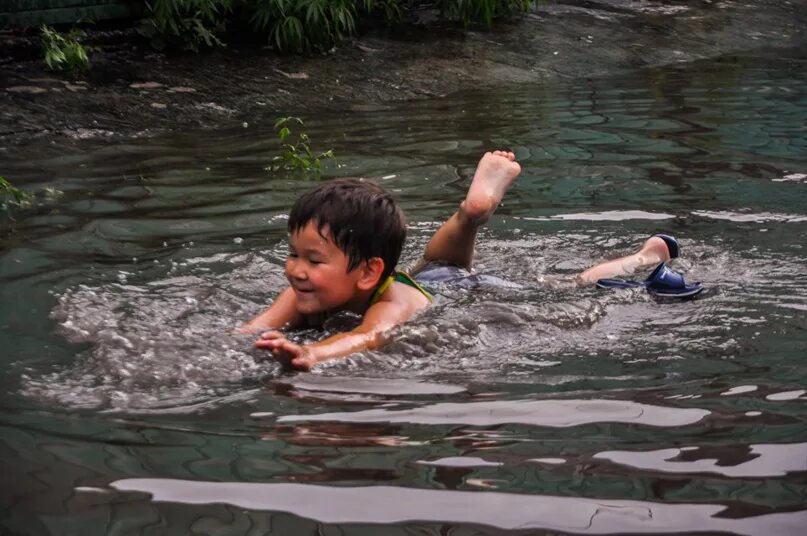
[1,52,806,534]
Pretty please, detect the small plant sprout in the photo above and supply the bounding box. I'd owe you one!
[269,117,335,178]
[1,176,34,213]
[41,25,90,73]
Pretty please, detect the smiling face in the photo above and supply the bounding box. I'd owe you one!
[285,222,369,315]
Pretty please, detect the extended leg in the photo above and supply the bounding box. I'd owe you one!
[576,235,674,284]
[415,151,521,271]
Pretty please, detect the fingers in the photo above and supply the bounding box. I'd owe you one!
[255,338,281,350]
[255,334,304,361]
[254,330,284,348]
[277,339,302,356]
[260,330,283,340]
[291,356,315,371]
[254,332,314,370]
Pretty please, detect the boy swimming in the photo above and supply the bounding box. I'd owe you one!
[242,150,684,370]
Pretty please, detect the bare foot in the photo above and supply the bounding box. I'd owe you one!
[635,235,672,266]
[460,150,521,224]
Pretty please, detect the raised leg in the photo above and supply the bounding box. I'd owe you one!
[576,235,674,284]
[416,151,521,271]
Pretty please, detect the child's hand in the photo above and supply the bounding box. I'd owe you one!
[254,331,316,371]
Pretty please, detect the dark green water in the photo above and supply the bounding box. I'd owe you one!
[1,53,806,534]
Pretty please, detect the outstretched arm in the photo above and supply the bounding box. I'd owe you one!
[255,300,414,370]
[239,287,303,333]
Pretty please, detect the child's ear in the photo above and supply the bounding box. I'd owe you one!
[357,257,385,290]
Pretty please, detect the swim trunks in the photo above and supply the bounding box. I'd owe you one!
[412,262,521,289]
[371,263,521,305]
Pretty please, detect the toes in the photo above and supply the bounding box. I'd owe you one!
[491,150,515,161]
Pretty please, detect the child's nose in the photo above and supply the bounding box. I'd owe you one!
[286,259,306,280]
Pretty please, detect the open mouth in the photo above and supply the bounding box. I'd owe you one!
[293,287,315,296]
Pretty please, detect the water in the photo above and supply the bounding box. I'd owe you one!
[2,52,806,534]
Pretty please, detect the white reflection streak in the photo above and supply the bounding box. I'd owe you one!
[594,443,807,477]
[277,399,710,427]
[287,376,467,396]
[109,479,805,535]
[519,210,675,222]
[691,210,807,223]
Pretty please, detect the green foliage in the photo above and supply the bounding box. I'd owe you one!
[0,177,33,213]
[269,117,335,178]
[144,1,537,53]
[41,25,89,72]
[436,0,535,27]
[251,0,359,53]
[144,0,231,51]
[377,0,405,23]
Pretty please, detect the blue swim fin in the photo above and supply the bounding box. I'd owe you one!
[597,262,703,298]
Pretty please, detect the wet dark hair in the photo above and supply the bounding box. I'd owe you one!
[288,178,406,280]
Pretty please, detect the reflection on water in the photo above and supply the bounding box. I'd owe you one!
[2,52,807,534]
[277,398,711,428]
[109,479,805,535]
[594,443,807,478]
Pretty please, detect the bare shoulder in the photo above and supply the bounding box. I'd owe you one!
[357,280,431,335]
[376,280,431,313]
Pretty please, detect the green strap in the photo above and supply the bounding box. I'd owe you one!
[371,271,434,305]
[393,271,434,302]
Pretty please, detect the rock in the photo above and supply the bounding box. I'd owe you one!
[274,69,309,79]
[130,82,163,90]
[24,77,61,84]
[197,102,234,114]
[356,44,382,53]
[6,86,47,94]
